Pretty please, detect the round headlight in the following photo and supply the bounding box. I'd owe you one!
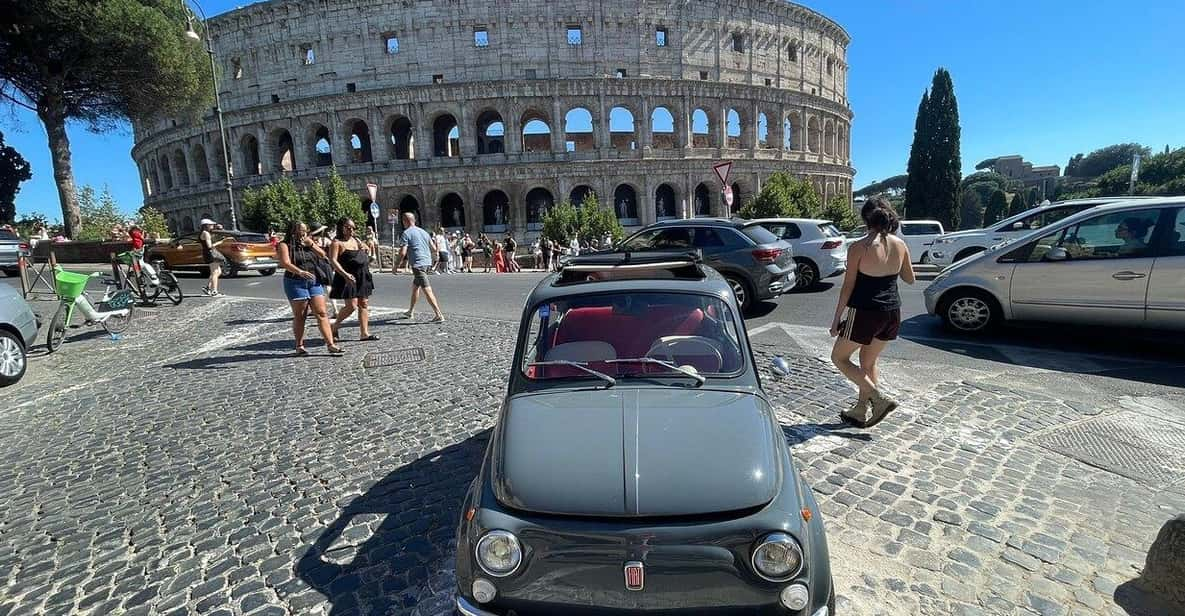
[475,530,522,577]
[751,533,803,581]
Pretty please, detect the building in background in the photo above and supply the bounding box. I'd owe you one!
[987,155,1060,200]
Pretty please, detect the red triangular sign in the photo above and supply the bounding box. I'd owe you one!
[713,161,732,185]
[366,183,379,201]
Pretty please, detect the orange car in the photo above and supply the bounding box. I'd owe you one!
[147,230,278,277]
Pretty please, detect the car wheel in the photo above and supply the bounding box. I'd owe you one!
[0,329,27,387]
[919,250,929,264]
[724,275,752,311]
[222,264,238,278]
[794,258,819,291]
[259,268,276,276]
[954,247,985,262]
[940,289,998,333]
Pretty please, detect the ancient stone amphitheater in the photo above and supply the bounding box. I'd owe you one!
[132,0,853,239]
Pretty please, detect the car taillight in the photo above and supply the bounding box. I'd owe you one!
[752,247,782,264]
[231,243,248,251]
[821,240,843,250]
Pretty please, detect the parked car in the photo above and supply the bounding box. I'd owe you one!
[454,252,833,616]
[925,197,1185,332]
[748,218,847,290]
[896,220,945,263]
[0,229,31,277]
[615,218,797,310]
[928,197,1154,267]
[146,230,278,277]
[0,282,38,387]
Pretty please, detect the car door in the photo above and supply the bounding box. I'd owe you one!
[1146,206,1185,330]
[1009,208,1162,326]
[170,235,204,267]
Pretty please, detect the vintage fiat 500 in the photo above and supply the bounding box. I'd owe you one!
[455,252,834,615]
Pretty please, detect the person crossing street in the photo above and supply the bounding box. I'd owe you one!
[394,213,445,323]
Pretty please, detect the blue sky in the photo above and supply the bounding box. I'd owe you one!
[5,0,1184,221]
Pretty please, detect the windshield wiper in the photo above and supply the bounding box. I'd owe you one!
[527,361,616,387]
[605,357,706,386]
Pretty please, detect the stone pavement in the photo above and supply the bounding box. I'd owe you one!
[1,296,1183,615]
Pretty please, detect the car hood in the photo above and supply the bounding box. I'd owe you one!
[493,388,782,517]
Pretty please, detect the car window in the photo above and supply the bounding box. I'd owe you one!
[233,233,269,244]
[1022,228,1067,262]
[0,230,18,241]
[1164,208,1185,257]
[693,228,725,247]
[740,224,778,245]
[620,229,663,251]
[1000,205,1090,232]
[817,223,842,238]
[902,223,940,235]
[1052,209,1160,260]
[763,223,800,240]
[522,292,745,379]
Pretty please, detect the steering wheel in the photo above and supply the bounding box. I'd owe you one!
[645,336,724,373]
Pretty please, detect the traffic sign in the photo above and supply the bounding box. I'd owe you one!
[723,185,734,207]
[369,202,380,219]
[366,183,379,201]
[713,161,733,186]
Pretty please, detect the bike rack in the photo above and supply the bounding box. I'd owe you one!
[18,251,58,301]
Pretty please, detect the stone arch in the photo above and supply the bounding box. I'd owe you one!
[432,114,460,157]
[564,107,594,152]
[344,118,373,163]
[783,115,795,150]
[140,162,154,196]
[525,187,554,230]
[387,115,415,160]
[181,216,194,233]
[612,183,639,225]
[691,108,712,148]
[824,119,836,156]
[158,154,173,190]
[730,181,745,215]
[569,184,594,206]
[609,106,636,150]
[190,144,211,182]
[308,124,333,167]
[439,192,465,230]
[240,134,261,175]
[650,106,676,150]
[482,189,510,232]
[520,109,551,153]
[655,183,678,220]
[807,116,821,154]
[208,137,226,178]
[271,129,295,172]
[757,112,771,148]
[694,182,712,217]
[398,195,421,228]
[725,108,742,149]
[172,149,190,186]
[475,109,505,155]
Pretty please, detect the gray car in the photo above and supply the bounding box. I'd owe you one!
[454,252,833,616]
[0,282,39,387]
[617,218,797,311]
[0,229,30,277]
[925,197,1185,332]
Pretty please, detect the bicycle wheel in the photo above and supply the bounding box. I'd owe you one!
[160,271,183,305]
[46,304,68,353]
[102,303,134,335]
[137,270,162,303]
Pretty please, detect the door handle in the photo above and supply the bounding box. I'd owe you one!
[1111,271,1146,281]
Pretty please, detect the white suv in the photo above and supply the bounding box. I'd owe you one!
[749,218,848,290]
[897,220,945,263]
[929,198,1149,267]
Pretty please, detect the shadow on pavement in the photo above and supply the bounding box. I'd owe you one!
[162,338,337,369]
[782,422,872,447]
[296,431,489,615]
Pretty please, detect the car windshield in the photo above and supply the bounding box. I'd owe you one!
[0,230,18,241]
[521,291,744,381]
[817,223,842,238]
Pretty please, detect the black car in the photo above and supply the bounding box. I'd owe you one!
[454,252,833,616]
[615,218,797,311]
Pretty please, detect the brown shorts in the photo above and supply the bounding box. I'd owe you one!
[839,307,900,345]
[412,267,431,288]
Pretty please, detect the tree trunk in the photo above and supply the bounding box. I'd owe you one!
[37,98,81,238]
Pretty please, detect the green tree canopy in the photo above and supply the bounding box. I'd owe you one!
[959,171,1010,193]
[239,168,367,233]
[0,0,213,237]
[1008,193,1026,217]
[1025,186,1040,207]
[1065,153,1084,176]
[136,206,169,239]
[540,192,624,246]
[983,189,1008,226]
[74,184,126,241]
[822,197,859,231]
[903,68,962,230]
[1075,143,1151,178]
[738,172,821,219]
[974,157,999,171]
[0,130,32,224]
[958,190,983,230]
[854,174,907,197]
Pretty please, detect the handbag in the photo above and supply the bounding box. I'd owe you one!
[312,255,334,286]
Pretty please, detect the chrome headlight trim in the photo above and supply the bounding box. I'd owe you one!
[475,530,523,578]
[750,532,805,582]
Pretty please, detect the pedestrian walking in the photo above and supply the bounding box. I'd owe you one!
[531,239,542,270]
[394,212,445,323]
[540,236,553,271]
[829,197,915,428]
[329,217,378,342]
[451,231,463,273]
[504,234,520,272]
[433,227,450,275]
[198,218,227,297]
[492,241,506,273]
[479,234,493,273]
[278,221,344,356]
[461,233,475,273]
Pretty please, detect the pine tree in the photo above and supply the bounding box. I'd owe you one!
[903,90,931,219]
[925,68,962,231]
[983,189,1008,225]
[1025,186,1040,207]
[1008,193,1026,217]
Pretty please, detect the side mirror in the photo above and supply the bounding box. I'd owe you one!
[1012,222,1025,230]
[1044,246,1068,262]
[770,356,791,377]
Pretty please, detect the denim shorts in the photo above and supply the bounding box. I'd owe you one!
[283,276,325,301]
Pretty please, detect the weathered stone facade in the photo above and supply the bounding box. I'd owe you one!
[132,0,854,238]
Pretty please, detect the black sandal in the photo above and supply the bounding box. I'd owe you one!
[294,347,309,357]
[327,345,345,355]
[360,334,380,341]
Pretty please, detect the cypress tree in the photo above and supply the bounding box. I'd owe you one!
[1009,193,1026,216]
[925,68,962,231]
[983,189,1008,225]
[903,90,931,219]
[958,190,983,230]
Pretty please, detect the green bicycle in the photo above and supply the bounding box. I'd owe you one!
[46,266,135,353]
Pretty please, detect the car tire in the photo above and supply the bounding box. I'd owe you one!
[0,328,27,387]
[259,268,276,276]
[793,258,820,291]
[954,247,985,262]
[723,274,753,312]
[939,288,999,333]
[222,264,238,278]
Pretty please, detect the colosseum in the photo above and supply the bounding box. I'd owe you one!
[132,0,853,240]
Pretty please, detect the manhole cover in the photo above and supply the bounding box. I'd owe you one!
[1031,412,1185,487]
[362,347,427,368]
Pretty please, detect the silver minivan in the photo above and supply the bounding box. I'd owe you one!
[924,197,1185,332]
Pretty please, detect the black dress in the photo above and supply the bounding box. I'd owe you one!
[330,242,375,299]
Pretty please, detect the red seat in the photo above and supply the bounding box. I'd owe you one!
[552,305,704,359]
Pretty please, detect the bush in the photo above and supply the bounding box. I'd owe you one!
[240,167,366,233]
[540,192,624,246]
[738,172,821,219]
[822,196,860,231]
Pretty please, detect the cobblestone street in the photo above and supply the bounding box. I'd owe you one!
[1,297,1183,615]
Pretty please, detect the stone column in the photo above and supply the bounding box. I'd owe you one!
[505,110,522,155]
[182,143,199,186]
[743,102,758,151]
[639,98,652,151]
[777,103,788,152]
[459,105,476,158]
[680,95,693,149]
[718,100,729,149]
[330,116,351,168]
[415,104,433,161]
[596,94,609,151]
[370,108,390,164]
[551,98,565,153]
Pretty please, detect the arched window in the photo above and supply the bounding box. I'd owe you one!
[240,135,261,175]
[521,111,551,153]
[311,125,332,166]
[609,106,635,150]
[730,182,743,214]
[172,150,189,186]
[757,113,770,148]
[569,185,594,207]
[346,119,373,163]
[824,120,836,156]
[181,216,194,232]
[613,184,639,225]
[190,144,210,182]
[440,193,465,229]
[482,190,510,232]
[650,107,676,150]
[398,195,421,229]
[692,108,711,148]
[694,183,712,217]
[273,130,294,172]
[158,155,173,190]
[433,114,460,157]
[655,184,677,220]
[564,108,593,152]
[476,110,505,155]
[389,116,415,160]
[807,117,821,153]
[783,117,794,150]
[725,109,741,149]
[143,163,156,196]
[525,187,554,230]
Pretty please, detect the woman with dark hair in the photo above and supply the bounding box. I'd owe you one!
[829,197,916,428]
[329,217,377,341]
[1115,216,1152,255]
[277,221,345,356]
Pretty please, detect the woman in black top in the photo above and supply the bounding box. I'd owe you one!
[829,197,916,428]
[329,217,377,341]
[278,221,347,356]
